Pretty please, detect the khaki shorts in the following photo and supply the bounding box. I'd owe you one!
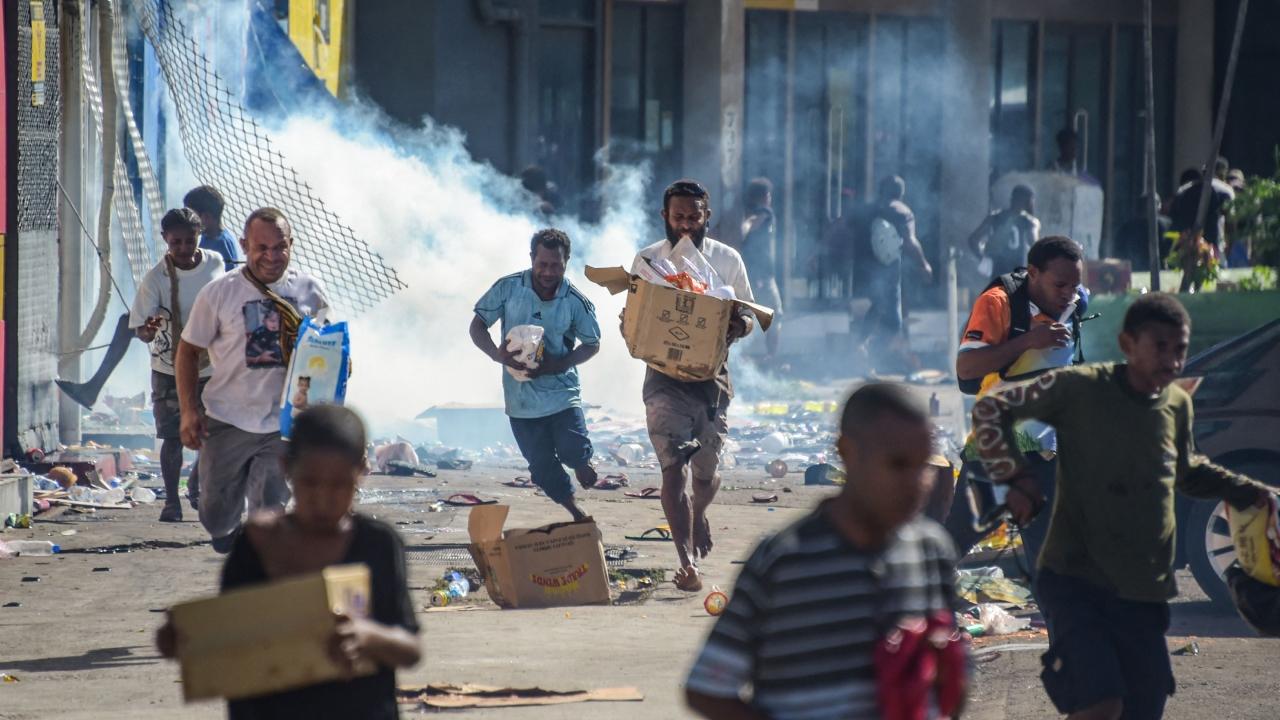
[644,382,729,478]
[151,371,207,440]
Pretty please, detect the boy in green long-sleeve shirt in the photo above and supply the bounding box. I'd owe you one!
[972,292,1271,720]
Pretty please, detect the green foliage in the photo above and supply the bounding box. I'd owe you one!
[1226,157,1280,268]
[1238,265,1276,292]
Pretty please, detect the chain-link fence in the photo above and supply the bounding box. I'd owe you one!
[17,1,60,233]
[15,0,62,452]
[132,0,406,314]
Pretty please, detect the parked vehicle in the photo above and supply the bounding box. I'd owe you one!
[1178,319,1280,608]
[943,319,1280,610]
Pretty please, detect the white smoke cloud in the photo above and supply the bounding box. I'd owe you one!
[268,113,651,438]
[111,1,660,442]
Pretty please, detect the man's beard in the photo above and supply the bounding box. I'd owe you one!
[665,221,707,246]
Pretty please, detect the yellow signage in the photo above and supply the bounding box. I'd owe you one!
[30,1,46,106]
[288,0,345,97]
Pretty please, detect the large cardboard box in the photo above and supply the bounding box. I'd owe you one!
[585,266,773,382]
[170,563,374,701]
[467,505,611,609]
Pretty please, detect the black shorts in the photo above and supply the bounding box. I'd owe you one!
[151,371,206,440]
[1035,568,1175,719]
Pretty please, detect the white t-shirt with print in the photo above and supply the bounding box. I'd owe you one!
[130,249,225,377]
[182,268,330,434]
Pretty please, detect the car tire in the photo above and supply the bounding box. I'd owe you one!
[1186,497,1237,609]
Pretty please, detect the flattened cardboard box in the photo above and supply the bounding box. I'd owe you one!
[468,505,611,609]
[585,266,774,382]
[170,563,374,701]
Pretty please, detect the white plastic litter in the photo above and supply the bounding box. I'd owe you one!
[131,487,157,504]
[91,487,127,505]
[978,603,1030,636]
[760,432,792,454]
[504,325,545,382]
[958,566,1005,579]
[615,443,648,465]
[69,486,95,503]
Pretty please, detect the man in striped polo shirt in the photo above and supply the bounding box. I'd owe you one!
[686,383,963,720]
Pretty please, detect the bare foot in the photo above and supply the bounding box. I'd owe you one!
[574,464,598,489]
[692,513,713,560]
[674,565,703,592]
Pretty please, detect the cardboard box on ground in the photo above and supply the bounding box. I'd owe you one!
[169,564,374,701]
[585,266,774,383]
[467,505,611,609]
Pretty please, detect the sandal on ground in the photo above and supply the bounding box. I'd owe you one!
[592,474,630,491]
[442,493,499,507]
[624,525,672,542]
[751,493,779,503]
[502,477,535,488]
[623,487,662,499]
[604,546,639,562]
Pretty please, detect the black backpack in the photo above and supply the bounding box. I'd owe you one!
[957,269,1085,395]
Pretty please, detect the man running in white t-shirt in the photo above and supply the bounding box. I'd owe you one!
[176,207,329,552]
[630,180,756,592]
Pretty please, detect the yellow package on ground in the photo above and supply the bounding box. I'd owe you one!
[956,574,1033,607]
[1228,493,1280,587]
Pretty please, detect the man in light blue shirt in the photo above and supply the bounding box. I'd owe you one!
[184,185,240,271]
[470,229,602,521]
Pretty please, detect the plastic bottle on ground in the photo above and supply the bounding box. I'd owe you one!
[91,487,126,505]
[3,540,61,556]
[444,571,469,599]
[131,487,157,504]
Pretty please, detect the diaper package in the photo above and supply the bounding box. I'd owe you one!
[280,317,351,439]
[505,325,545,382]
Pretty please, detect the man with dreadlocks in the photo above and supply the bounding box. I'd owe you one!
[176,207,329,552]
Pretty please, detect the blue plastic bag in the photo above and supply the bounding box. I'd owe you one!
[279,317,350,439]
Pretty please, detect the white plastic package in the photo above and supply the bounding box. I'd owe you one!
[504,324,545,382]
[629,236,725,294]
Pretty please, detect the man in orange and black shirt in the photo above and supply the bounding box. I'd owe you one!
[947,236,1087,578]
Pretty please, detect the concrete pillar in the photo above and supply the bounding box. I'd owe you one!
[58,0,83,445]
[938,0,992,365]
[681,0,745,242]
[938,1,992,254]
[1173,0,1213,183]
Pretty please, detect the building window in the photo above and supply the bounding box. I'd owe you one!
[990,20,1175,254]
[536,10,598,211]
[607,2,684,203]
[991,21,1036,182]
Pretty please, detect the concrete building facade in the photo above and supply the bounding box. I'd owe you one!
[313,0,1256,313]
